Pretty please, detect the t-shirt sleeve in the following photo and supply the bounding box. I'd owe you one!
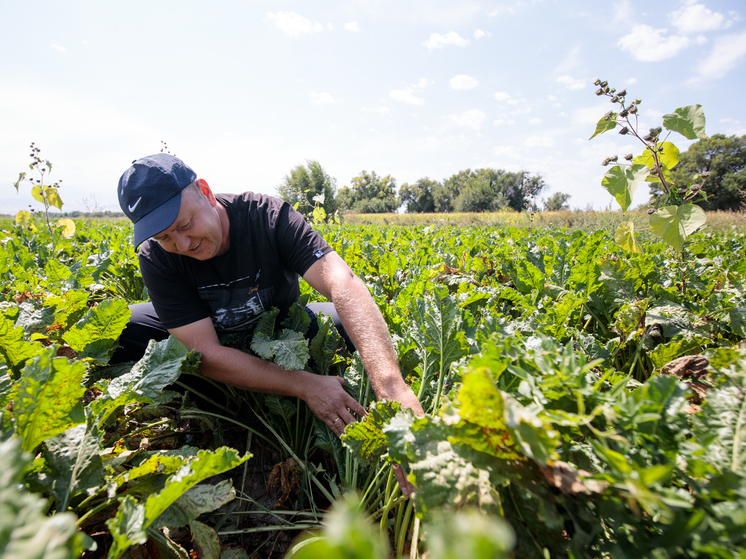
[273,202,333,276]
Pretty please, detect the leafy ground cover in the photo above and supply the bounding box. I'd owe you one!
[1,214,746,558]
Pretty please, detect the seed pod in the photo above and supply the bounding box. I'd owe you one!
[620,127,629,135]
[601,81,608,88]
[629,106,638,114]
[610,88,617,94]
[602,158,610,166]
[620,109,629,117]
[610,155,619,162]
[612,96,619,103]
[596,88,604,96]
[618,89,627,97]
[625,154,634,161]
[594,79,601,86]
[603,111,614,120]
[635,99,642,104]
[647,208,655,215]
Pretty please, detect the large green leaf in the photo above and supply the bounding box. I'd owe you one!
[155,479,236,528]
[106,447,250,559]
[663,105,707,140]
[42,417,105,512]
[14,347,86,451]
[692,371,746,474]
[63,299,131,364]
[649,204,707,252]
[0,437,84,559]
[251,329,310,371]
[602,164,650,213]
[103,336,199,411]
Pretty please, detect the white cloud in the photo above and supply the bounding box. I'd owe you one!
[529,117,542,125]
[671,2,731,34]
[474,29,491,39]
[557,75,586,90]
[572,104,612,127]
[450,75,479,90]
[344,21,360,32]
[310,92,335,105]
[494,91,511,102]
[626,77,638,85]
[423,31,469,50]
[390,88,424,105]
[327,23,334,31]
[524,135,556,148]
[51,44,66,52]
[691,31,746,80]
[450,109,487,131]
[720,118,746,136]
[265,12,323,37]
[493,119,515,126]
[618,25,690,61]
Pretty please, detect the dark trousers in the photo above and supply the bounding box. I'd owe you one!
[111,302,353,364]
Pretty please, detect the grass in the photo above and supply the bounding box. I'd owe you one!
[341,209,746,233]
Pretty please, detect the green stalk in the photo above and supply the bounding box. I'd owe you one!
[180,409,279,451]
[396,499,414,558]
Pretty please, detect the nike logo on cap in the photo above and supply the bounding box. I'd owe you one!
[128,197,142,212]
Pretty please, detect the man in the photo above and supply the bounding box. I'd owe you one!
[117,153,423,494]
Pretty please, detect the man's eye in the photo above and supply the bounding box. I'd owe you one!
[180,221,192,230]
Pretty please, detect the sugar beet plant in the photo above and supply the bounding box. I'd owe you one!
[590,80,708,255]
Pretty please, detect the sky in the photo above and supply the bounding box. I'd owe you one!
[1,0,745,216]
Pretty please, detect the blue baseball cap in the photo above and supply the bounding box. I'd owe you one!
[118,153,197,247]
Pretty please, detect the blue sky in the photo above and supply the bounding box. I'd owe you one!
[1,0,744,215]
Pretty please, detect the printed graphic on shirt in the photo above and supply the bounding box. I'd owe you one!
[197,279,276,333]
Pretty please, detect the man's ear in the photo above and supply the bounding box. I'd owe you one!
[197,179,217,206]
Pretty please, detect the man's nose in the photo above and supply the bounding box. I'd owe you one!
[173,231,191,252]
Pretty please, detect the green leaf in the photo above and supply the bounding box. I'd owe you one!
[14,347,86,451]
[189,520,221,559]
[42,417,105,512]
[663,105,707,140]
[448,368,525,461]
[692,371,746,474]
[63,299,131,364]
[155,480,236,528]
[601,164,650,213]
[0,314,44,380]
[31,185,45,204]
[102,336,199,410]
[649,204,707,252]
[589,112,618,140]
[252,329,310,371]
[633,142,680,183]
[0,437,84,559]
[44,186,64,210]
[106,496,147,559]
[342,400,402,465]
[614,221,642,253]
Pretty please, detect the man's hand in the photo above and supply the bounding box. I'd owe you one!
[301,374,367,437]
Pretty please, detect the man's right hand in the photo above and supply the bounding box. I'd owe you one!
[300,373,367,437]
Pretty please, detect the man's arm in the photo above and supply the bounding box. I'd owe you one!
[302,252,424,416]
[168,318,366,436]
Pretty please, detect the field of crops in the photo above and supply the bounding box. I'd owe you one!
[2,215,746,559]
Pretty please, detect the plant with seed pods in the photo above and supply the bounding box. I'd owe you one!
[590,80,708,255]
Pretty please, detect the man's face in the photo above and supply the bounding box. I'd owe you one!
[151,184,226,260]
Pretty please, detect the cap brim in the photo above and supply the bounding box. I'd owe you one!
[133,192,183,248]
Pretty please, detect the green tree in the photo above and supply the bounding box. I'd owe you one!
[543,192,571,211]
[659,134,746,211]
[338,171,398,213]
[446,169,546,212]
[278,160,338,219]
[399,178,440,213]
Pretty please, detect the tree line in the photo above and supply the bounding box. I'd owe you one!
[278,133,745,219]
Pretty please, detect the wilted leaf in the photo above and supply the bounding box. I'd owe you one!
[56,218,76,237]
[342,400,402,465]
[614,221,642,253]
